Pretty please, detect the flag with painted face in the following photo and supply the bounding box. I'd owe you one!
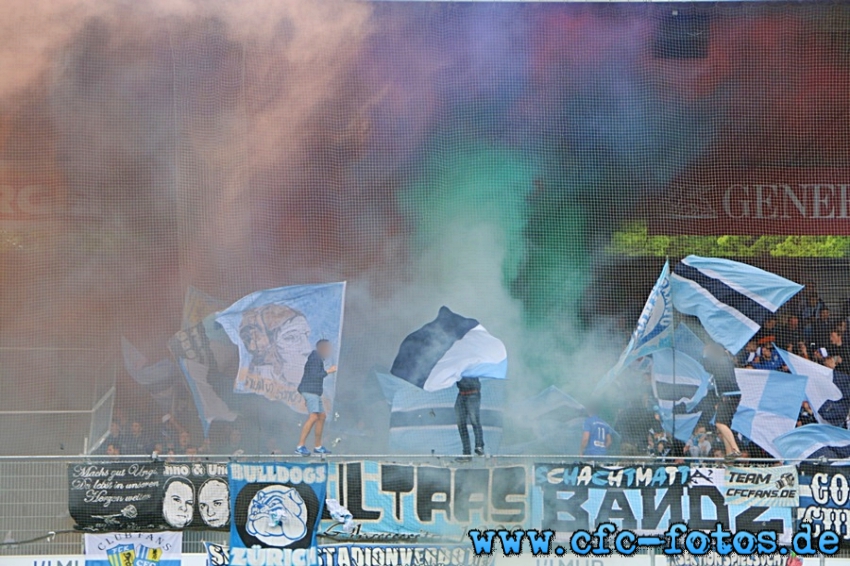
[216,283,346,414]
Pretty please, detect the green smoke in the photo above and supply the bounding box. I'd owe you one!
[401,140,534,287]
[399,138,602,392]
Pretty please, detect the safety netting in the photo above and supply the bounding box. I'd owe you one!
[1,1,849,459]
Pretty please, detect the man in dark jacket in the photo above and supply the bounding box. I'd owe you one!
[703,343,742,461]
[455,377,484,457]
[295,340,337,456]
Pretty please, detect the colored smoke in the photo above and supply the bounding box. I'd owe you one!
[0,1,847,453]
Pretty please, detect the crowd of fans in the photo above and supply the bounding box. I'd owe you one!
[100,281,848,460]
[606,283,850,462]
[97,410,254,458]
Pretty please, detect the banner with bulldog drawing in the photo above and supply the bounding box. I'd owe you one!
[229,462,328,566]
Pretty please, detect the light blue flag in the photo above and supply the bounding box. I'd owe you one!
[178,357,237,437]
[651,348,710,412]
[732,368,808,458]
[774,424,850,461]
[216,282,346,415]
[776,347,850,427]
[596,261,672,393]
[674,323,705,362]
[657,407,702,443]
[671,256,803,355]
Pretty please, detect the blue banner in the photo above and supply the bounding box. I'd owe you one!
[323,461,528,538]
[533,464,793,544]
[229,462,328,566]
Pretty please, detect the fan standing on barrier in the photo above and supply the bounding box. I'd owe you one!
[388,307,508,456]
[455,377,485,457]
[295,339,337,456]
[703,342,742,461]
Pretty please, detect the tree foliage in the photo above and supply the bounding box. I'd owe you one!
[608,222,850,258]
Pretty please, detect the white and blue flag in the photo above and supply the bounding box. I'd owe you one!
[596,261,672,393]
[651,348,710,412]
[732,368,809,458]
[376,372,505,454]
[671,256,803,354]
[776,347,850,427]
[774,424,850,461]
[390,306,507,392]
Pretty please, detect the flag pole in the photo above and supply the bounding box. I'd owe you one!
[669,255,676,449]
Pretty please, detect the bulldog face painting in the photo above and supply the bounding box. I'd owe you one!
[245,486,308,546]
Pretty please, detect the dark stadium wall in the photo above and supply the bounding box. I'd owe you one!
[0,1,848,453]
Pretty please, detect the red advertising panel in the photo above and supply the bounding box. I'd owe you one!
[648,167,850,236]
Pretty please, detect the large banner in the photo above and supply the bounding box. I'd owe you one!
[533,464,793,544]
[68,462,230,531]
[324,461,528,538]
[229,462,328,566]
[69,462,164,531]
[724,465,799,508]
[798,471,850,544]
[216,282,346,414]
[83,532,182,566]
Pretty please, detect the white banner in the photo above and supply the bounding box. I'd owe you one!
[83,532,182,566]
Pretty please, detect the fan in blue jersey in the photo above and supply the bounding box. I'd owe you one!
[580,404,613,458]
